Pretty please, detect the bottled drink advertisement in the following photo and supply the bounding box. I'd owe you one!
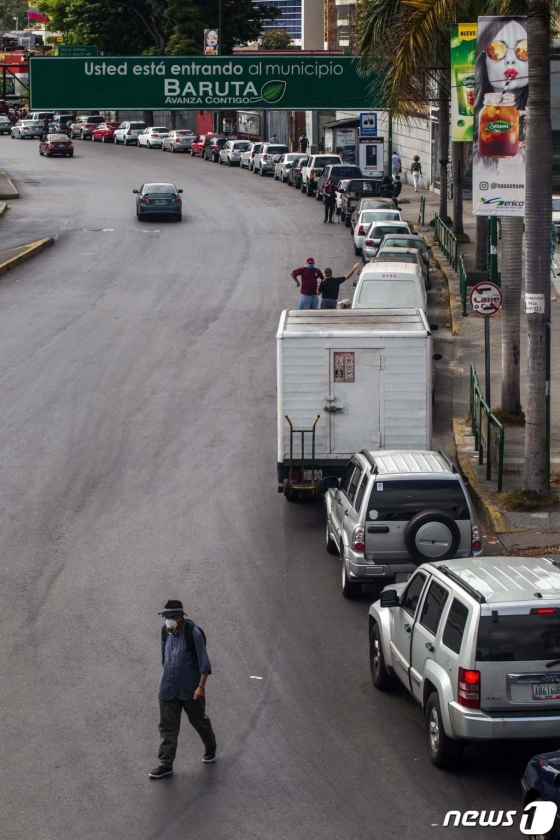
[472,15,528,216]
[450,23,477,142]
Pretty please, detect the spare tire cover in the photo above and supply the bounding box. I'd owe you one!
[404,509,461,563]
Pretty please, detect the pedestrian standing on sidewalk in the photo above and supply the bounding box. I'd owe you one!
[323,179,337,223]
[391,150,402,178]
[392,175,403,209]
[319,262,361,309]
[299,133,308,153]
[291,257,324,310]
[149,600,217,779]
[411,155,422,192]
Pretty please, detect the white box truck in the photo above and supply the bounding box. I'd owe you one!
[277,308,438,499]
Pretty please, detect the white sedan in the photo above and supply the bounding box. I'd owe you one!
[138,127,169,149]
[353,208,402,255]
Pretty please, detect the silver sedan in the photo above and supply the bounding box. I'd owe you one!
[273,153,302,182]
[162,130,195,153]
[11,120,43,139]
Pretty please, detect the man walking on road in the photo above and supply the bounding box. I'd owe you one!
[319,262,361,309]
[150,600,217,779]
[291,257,323,309]
[323,179,337,223]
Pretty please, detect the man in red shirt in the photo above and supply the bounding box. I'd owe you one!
[290,257,324,309]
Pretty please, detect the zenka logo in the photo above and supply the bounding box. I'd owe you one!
[444,801,557,832]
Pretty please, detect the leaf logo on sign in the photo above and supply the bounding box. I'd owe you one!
[260,80,287,104]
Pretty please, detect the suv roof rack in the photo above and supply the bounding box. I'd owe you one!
[360,449,378,474]
[438,565,486,603]
[437,450,458,473]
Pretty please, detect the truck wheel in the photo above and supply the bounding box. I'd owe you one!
[425,693,464,768]
[326,520,338,555]
[283,479,298,502]
[341,552,362,599]
[369,625,395,690]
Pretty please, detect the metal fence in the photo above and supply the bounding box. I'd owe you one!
[459,253,468,316]
[434,213,458,271]
[418,195,426,226]
[470,363,505,491]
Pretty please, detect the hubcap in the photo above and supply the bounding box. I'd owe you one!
[373,640,380,675]
[416,522,453,558]
[429,707,440,753]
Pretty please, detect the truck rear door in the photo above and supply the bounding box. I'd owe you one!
[327,349,381,454]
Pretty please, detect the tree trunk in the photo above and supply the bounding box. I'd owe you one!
[475,216,488,271]
[523,0,552,495]
[452,142,464,235]
[169,112,176,130]
[438,75,449,219]
[501,217,524,415]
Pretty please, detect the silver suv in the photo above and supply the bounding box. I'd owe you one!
[323,450,481,598]
[253,143,289,176]
[369,556,560,767]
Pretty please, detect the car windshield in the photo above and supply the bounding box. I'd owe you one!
[347,181,378,193]
[151,127,168,133]
[85,116,104,123]
[476,614,560,662]
[553,198,560,212]
[360,200,393,209]
[376,252,418,263]
[361,211,400,224]
[331,166,362,178]
[313,156,340,167]
[143,184,177,194]
[174,131,192,136]
[233,142,249,149]
[371,226,411,238]
[267,145,288,153]
[286,153,301,160]
[383,238,425,251]
[46,134,69,141]
[130,122,146,129]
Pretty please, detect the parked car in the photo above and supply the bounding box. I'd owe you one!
[162,130,195,153]
[27,111,55,123]
[92,121,119,143]
[51,114,74,131]
[352,261,427,311]
[0,116,12,134]
[316,164,363,199]
[340,179,387,224]
[239,142,260,169]
[287,155,308,188]
[362,224,413,262]
[273,152,301,181]
[300,154,342,195]
[335,179,351,215]
[11,120,42,139]
[133,182,183,221]
[113,121,146,145]
[204,136,228,161]
[354,209,403,255]
[369,555,560,767]
[378,233,431,284]
[522,750,560,838]
[350,197,395,230]
[219,139,250,165]
[253,143,289,176]
[70,115,105,140]
[138,127,169,149]
[39,132,74,158]
[190,134,216,157]
[374,247,428,287]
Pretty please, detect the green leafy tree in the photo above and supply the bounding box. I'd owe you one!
[0,0,28,30]
[258,29,293,50]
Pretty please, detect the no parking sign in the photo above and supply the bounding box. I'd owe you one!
[469,282,503,316]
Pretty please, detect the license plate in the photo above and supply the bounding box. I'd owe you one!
[156,200,166,205]
[533,683,560,700]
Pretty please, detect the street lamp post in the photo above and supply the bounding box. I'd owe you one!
[14,16,19,32]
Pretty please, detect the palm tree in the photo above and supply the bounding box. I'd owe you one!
[523,0,553,495]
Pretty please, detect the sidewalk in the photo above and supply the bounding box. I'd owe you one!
[400,182,560,552]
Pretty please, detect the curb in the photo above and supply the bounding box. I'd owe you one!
[0,170,19,200]
[0,237,54,278]
[430,247,461,336]
[0,201,8,216]
[453,418,508,533]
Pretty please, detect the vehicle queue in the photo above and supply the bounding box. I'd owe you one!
[7,114,560,823]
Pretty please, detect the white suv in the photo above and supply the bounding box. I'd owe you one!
[323,450,481,599]
[300,154,342,196]
[369,556,560,767]
[113,121,146,146]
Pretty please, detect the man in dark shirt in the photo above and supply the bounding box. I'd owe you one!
[149,599,216,779]
[319,262,361,309]
[291,257,324,309]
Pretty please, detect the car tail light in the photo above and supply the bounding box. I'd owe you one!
[289,471,299,482]
[213,144,219,149]
[458,668,480,708]
[365,239,374,246]
[170,196,181,204]
[297,167,302,173]
[309,171,315,179]
[352,526,365,552]
[531,607,560,615]
[127,130,132,135]
[139,197,149,203]
[358,226,365,236]
[471,524,482,553]
[262,154,268,160]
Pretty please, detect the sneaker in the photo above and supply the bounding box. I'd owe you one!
[149,765,173,779]
[202,748,216,763]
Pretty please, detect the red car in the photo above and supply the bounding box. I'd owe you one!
[92,121,119,143]
[39,133,74,158]
[190,134,216,157]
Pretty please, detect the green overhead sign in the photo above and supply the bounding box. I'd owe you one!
[29,55,381,111]
[57,45,99,56]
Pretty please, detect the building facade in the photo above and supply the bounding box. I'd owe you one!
[256,0,303,45]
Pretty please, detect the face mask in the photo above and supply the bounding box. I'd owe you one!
[307,263,315,269]
[165,618,178,632]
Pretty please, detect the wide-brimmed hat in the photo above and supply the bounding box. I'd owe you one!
[158,599,185,617]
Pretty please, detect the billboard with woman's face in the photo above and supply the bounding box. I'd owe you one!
[473,16,528,216]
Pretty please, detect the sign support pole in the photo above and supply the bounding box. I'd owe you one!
[386,113,392,177]
[218,0,222,54]
[486,216,498,409]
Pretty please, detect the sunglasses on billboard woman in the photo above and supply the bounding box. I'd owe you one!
[486,39,528,61]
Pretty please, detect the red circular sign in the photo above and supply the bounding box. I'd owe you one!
[469,281,503,316]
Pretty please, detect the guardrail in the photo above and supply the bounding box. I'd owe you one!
[434,213,458,271]
[418,195,425,226]
[470,363,504,491]
[459,253,468,316]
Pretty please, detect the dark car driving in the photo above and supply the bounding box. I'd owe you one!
[134,182,183,220]
[340,178,386,225]
[39,133,74,157]
[522,750,560,839]
[316,164,362,199]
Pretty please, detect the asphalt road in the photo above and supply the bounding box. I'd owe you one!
[0,136,550,840]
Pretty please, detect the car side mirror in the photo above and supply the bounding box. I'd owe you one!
[427,245,432,250]
[178,189,183,194]
[132,189,139,194]
[461,475,470,486]
[380,589,400,608]
[353,279,358,288]
[319,476,340,492]
[432,353,442,361]
[430,324,438,331]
